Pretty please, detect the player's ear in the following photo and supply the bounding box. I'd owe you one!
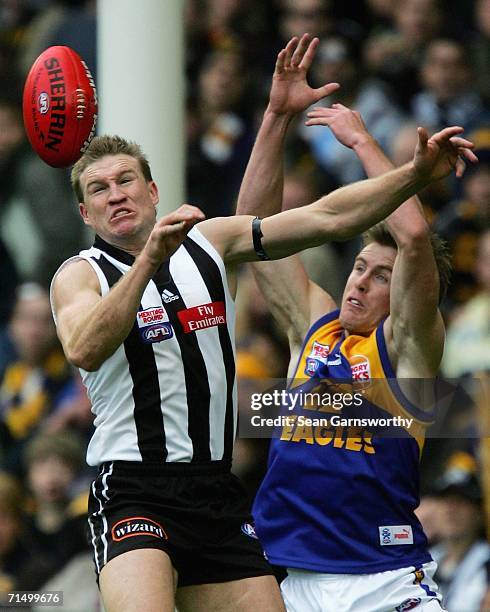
[79,202,92,226]
[149,181,159,207]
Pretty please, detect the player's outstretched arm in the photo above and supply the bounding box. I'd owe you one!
[201,126,475,264]
[236,33,339,219]
[231,33,339,343]
[307,106,478,373]
[52,205,204,371]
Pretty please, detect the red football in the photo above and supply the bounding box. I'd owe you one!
[22,46,98,168]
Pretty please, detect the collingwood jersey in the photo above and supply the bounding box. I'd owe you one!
[51,227,236,466]
[253,310,433,574]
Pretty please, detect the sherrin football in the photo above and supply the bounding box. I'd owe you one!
[22,46,98,167]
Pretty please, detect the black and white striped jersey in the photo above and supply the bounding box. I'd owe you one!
[51,226,237,466]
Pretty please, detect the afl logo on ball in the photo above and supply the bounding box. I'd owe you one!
[38,92,49,114]
[111,516,167,542]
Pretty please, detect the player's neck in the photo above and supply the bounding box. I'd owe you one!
[99,229,150,258]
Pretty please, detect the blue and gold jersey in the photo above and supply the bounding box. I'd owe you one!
[253,310,434,574]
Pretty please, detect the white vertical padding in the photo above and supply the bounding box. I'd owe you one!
[96,0,184,215]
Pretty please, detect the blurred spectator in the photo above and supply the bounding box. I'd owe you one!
[0,471,33,598]
[277,0,333,44]
[0,0,36,84]
[411,39,489,133]
[471,0,490,103]
[442,229,490,378]
[430,453,490,612]
[364,0,395,27]
[0,94,88,286]
[34,0,96,78]
[299,36,405,186]
[0,96,22,325]
[364,0,445,109]
[186,46,255,217]
[434,128,490,312]
[17,429,90,590]
[0,283,91,474]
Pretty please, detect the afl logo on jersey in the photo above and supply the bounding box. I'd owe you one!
[141,323,173,343]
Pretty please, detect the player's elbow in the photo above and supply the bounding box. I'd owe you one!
[66,346,101,372]
[396,219,430,250]
[316,214,353,243]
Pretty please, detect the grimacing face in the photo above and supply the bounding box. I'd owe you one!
[339,242,397,335]
[79,154,159,246]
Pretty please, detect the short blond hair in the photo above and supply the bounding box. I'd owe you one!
[71,135,153,203]
[362,222,451,304]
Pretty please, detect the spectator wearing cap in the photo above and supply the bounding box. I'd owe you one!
[430,453,490,612]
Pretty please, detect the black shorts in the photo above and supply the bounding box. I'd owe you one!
[87,460,273,587]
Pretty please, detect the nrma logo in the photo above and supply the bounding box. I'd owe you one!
[111,517,167,542]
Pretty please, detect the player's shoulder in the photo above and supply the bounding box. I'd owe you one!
[52,256,100,294]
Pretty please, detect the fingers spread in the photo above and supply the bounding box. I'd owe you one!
[459,147,479,163]
[275,48,286,74]
[283,37,298,69]
[314,82,340,100]
[431,126,464,141]
[448,136,475,149]
[291,33,311,67]
[299,35,319,70]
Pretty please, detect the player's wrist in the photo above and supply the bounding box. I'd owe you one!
[136,247,162,276]
[264,104,296,122]
[351,133,377,152]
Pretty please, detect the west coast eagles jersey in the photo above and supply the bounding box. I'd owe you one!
[253,310,434,574]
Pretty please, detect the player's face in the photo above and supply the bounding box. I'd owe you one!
[79,154,159,244]
[339,242,396,335]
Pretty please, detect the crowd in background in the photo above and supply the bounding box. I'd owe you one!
[0,0,489,610]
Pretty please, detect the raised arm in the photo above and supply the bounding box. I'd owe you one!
[236,34,339,219]
[232,34,340,344]
[305,105,478,374]
[202,123,475,261]
[52,205,204,371]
